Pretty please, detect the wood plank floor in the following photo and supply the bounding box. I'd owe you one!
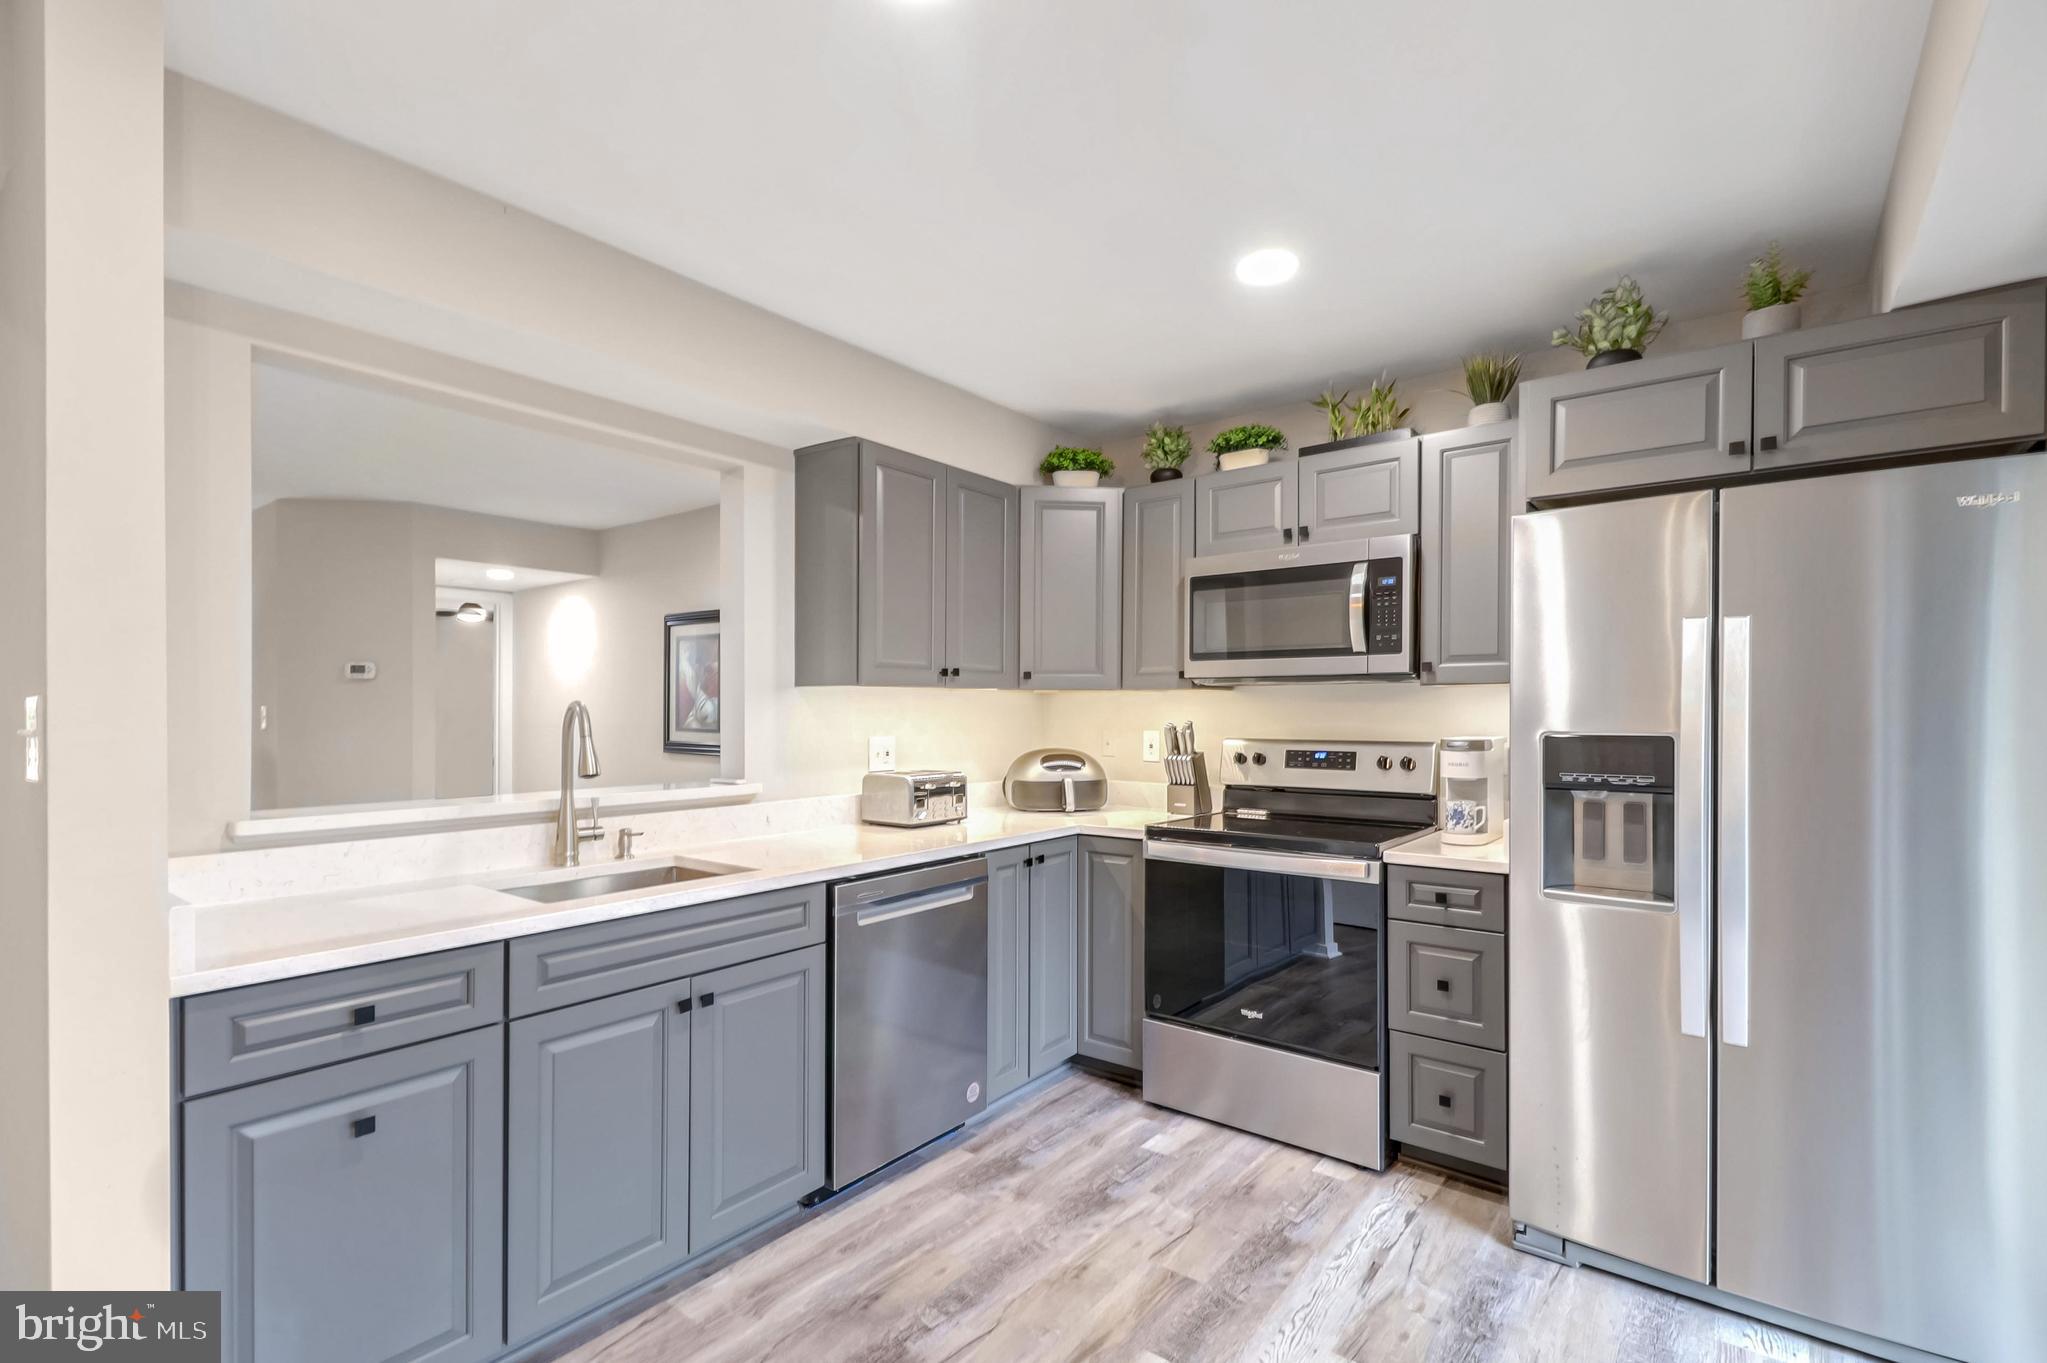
[546,1070,1872,1363]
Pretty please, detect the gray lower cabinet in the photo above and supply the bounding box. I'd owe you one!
[1419,423,1513,685]
[1518,342,1754,502]
[1076,836,1143,1070]
[1194,460,1295,556]
[1020,488,1122,689]
[1752,285,2046,471]
[1386,865,1508,1179]
[506,979,692,1345]
[1298,436,1420,545]
[689,944,828,1249]
[985,844,1032,1103]
[1388,920,1506,1049]
[1026,839,1079,1077]
[944,467,1020,686]
[183,1027,504,1363]
[1120,479,1193,689]
[1389,1031,1508,1172]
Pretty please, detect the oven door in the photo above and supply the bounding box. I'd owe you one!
[1183,537,1414,682]
[1142,840,1385,1073]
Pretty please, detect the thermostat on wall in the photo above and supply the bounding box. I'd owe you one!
[342,661,378,681]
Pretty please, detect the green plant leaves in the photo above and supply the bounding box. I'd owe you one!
[1311,390,1352,442]
[1040,445,1114,475]
[1552,275,1665,357]
[1351,376,1410,436]
[1141,423,1192,469]
[1460,352,1522,405]
[1208,424,1288,455]
[1742,240,1812,310]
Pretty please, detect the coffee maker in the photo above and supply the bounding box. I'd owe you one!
[1440,737,1506,846]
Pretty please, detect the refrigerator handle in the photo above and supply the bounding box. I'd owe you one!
[1721,615,1752,1047]
[1677,617,1712,1039]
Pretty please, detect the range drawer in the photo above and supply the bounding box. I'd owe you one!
[1389,921,1506,1050]
[181,943,505,1097]
[1390,1031,1507,1173]
[1388,864,1506,932]
[509,883,826,1016]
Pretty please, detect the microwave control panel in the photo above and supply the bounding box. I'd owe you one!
[1366,556,1405,654]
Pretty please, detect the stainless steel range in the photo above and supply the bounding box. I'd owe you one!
[1141,738,1436,1168]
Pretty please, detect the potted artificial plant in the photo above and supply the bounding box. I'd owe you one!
[1553,276,1665,368]
[1141,422,1192,482]
[1040,446,1114,488]
[1306,377,1413,454]
[1460,352,1522,425]
[1208,424,1288,472]
[1741,241,1812,339]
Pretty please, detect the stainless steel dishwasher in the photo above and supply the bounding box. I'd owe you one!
[829,855,989,1189]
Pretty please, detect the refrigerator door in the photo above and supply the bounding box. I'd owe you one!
[1717,453,2047,1362]
[1508,491,1714,1282]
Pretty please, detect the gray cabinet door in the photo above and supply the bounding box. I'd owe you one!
[689,944,827,1249]
[944,467,1019,687]
[1300,437,1420,544]
[1194,460,1296,556]
[858,443,948,686]
[1419,423,1513,685]
[1019,488,1122,689]
[506,980,691,1344]
[1388,921,1506,1051]
[1025,840,1078,1077]
[1753,286,2046,471]
[985,844,1032,1103]
[1076,837,1143,1070]
[1518,342,1754,501]
[1120,479,1193,689]
[183,1028,504,1363]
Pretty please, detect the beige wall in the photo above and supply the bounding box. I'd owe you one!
[0,0,171,1288]
[513,507,723,792]
[434,613,496,798]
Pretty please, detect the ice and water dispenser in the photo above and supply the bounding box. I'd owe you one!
[1540,734,1675,901]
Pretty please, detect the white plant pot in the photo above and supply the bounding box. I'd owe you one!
[1216,447,1273,472]
[1467,401,1512,426]
[1050,469,1101,488]
[1742,301,1803,339]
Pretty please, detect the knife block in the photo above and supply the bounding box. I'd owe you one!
[1167,753,1213,816]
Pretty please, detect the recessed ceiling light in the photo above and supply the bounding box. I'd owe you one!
[485,567,515,582]
[1234,248,1299,287]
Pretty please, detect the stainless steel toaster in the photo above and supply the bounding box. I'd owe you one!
[859,770,968,827]
[1003,749,1109,812]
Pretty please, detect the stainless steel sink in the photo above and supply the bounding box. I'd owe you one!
[503,861,745,904]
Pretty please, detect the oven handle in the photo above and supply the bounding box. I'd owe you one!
[1144,838,1381,883]
[1347,563,1368,654]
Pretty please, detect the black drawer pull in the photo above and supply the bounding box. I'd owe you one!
[352,1115,377,1138]
[1282,526,1295,544]
[1759,435,1779,452]
[676,998,693,1014]
[1434,891,1449,905]
[1728,438,1746,457]
[1022,670,1033,682]
[1299,524,1310,542]
[1437,1094,1453,1110]
[699,992,715,1008]
[1435,979,1451,993]
[351,1005,377,1026]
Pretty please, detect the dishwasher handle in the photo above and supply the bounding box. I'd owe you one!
[851,880,985,926]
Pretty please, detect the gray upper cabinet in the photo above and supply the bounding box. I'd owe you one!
[1195,460,1296,556]
[1026,839,1078,1078]
[506,979,692,1345]
[1419,423,1513,685]
[1076,836,1143,1071]
[1120,479,1193,689]
[944,468,1020,686]
[1019,488,1122,689]
[858,443,949,685]
[183,1028,504,1363]
[985,844,1032,1104]
[1299,437,1421,545]
[1752,285,2047,471]
[1518,342,1754,502]
[689,943,827,1249]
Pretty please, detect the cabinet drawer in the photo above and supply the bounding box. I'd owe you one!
[181,944,505,1097]
[509,884,826,1016]
[1389,921,1505,1050]
[1388,864,1506,932]
[1390,1032,1507,1173]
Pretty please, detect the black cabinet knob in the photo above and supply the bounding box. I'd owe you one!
[1022,670,1032,681]
[352,1115,377,1138]
[1759,435,1779,452]
[1437,1093,1453,1110]
[1436,979,1451,993]
[1434,890,1449,905]
[676,998,694,1014]
[351,1005,376,1026]
[1299,525,1311,542]
[699,992,715,1008]
[1282,527,1295,544]
[1728,438,1747,457]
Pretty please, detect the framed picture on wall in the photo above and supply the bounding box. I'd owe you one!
[663,611,721,755]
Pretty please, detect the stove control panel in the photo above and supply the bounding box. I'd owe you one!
[1220,738,1437,795]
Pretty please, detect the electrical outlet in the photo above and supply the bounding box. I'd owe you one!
[868,735,896,772]
[1101,732,1120,759]
[1142,730,1161,762]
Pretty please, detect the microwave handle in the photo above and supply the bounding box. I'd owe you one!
[1347,563,1368,654]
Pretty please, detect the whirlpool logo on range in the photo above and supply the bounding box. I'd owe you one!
[7,1293,219,1359]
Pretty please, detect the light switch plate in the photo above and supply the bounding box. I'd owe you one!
[21,695,41,783]
[1101,732,1120,759]
[868,735,896,772]
[1142,730,1160,762]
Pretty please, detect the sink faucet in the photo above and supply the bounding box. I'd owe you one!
[554,700,605,866]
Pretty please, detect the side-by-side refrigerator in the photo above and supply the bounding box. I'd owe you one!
[1509,452,2046,1363]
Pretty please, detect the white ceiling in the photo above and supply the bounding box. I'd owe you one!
[434,559,589,593]
[175,1,1934,435]
[252,361,723,529]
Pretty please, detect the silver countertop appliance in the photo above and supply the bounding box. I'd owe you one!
[859,769,967,826]
[1003,749,1108,812]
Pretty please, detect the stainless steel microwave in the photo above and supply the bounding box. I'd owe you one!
[1182,536,1415,683]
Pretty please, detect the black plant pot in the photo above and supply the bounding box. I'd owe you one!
[1149,467,1184,482]
[1586,348,1642,369]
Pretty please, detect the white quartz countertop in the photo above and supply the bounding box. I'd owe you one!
[1382,825,1509,875]
[170,806,1169,997]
